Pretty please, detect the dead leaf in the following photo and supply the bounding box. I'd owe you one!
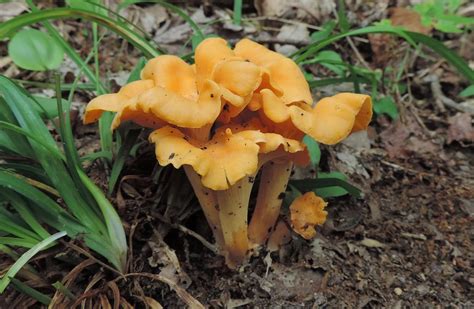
[389,7,431,35]
[447,112,474,144]
[360,238,386,248]
[368,33,400,67]
[0,1,27,22]
[148,232,192,288]
[380,116,439,158]
[144,297,163,309]
[254,0,335,22]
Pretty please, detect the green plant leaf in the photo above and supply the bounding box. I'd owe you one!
[290,176,361,198]
[66,0,107,15]
[313,50,346,76]
[293,25,474,84]
[303,135,321,166]
[459,85,474,97]
[337,0,349,33]
[374,96,399,120]
[314,172,349,198]
[10,278,51,305]
[0,231,66,293]
[32,96,64,119]
[233,0,242,26]
[128,57,147,82]
[0,8,160,58]
[311,21,337,42]
[8,29,64,71]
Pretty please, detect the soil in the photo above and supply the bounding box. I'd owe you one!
[0,1,473,308]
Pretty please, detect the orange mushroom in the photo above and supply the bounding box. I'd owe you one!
[83,36,372,270]
[149,123,307,268]
[289,192,327,239]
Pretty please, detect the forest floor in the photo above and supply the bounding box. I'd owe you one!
[1,0,473,308]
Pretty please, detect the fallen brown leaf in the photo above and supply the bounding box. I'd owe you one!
[447,112,474,144]
[389,7,431,35]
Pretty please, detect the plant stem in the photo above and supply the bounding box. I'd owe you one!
[215,172,256,268]
[184,166,224,251]
[248,160,293,245]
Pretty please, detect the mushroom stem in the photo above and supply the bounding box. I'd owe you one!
[248,160,293,245]
[184,166,224,250]
[215,172,256,268]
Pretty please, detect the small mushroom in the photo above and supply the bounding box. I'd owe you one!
[290,192,328,239]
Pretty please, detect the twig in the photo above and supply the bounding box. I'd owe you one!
[426,74,474,114]
[243,16,323,30]
[227,37,310,47]
[61,240,124,277]
[115,273,206,309]
[152,212,219,255]
[346,36,371,70]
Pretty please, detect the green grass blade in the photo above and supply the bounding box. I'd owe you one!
[0,98,33,158]
[0,237,38,248]
[0,121,64,160]
[52,281,76,301]
[233,0,243,26]
[336,0,349,32]
[78,170,127,272]
[0,8,160,58]
[0,170,74,222]
[0,163,51,185]
[0,231,67,293]
[10,278,52,305]
[0,76,106,235]
[293,25,474,83]
[293,25,415,62]
[108,129,141,196]
[0,191,51,239]
[405,31,474,83]
[290,178,362,198]
[0,213,42,242]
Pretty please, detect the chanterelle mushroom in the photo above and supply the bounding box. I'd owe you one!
[83,36,372,269]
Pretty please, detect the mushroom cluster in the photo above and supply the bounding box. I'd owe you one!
[84,38,372,268]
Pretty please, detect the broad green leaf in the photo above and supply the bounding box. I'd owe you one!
[459,85,474,97]
[374,96,399,120]
[303,135,321,166]
[290,176,361,198]
[314,172,349,198]
[313,50,346,76]
[0,231,66,293]
[32,96,65,119]
[8,29,64,71]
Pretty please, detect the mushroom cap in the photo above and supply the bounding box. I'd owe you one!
[149,126,262,190]
[259,91,372,144]
[141,55,198,100]
[149,124,307,190]
[195,37,235,91]
[84,79,154,124]
[289,93,372,145]
[112,79,222,129]
[234,38,312,105]
[290,192,327,239]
